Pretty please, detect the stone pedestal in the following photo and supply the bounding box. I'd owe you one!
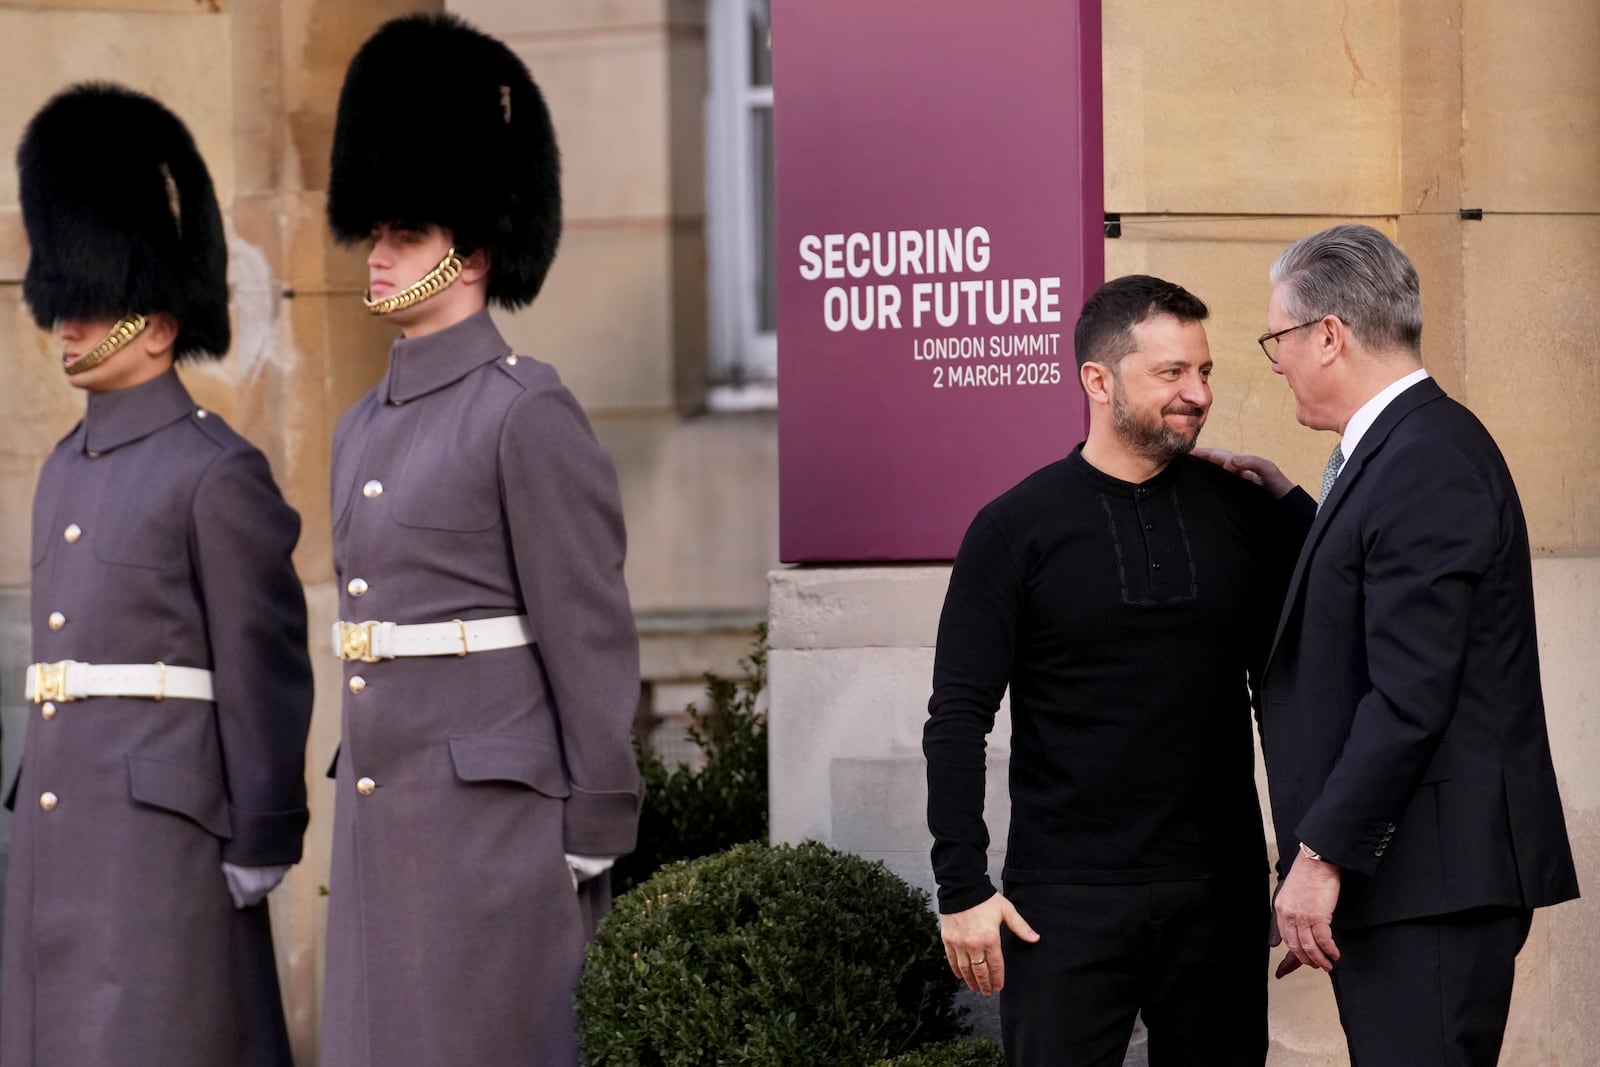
[768,564,1008,898]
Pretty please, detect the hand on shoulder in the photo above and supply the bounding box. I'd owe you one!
[1191,446,1296,499]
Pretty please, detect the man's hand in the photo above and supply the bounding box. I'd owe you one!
[1191,446,1296,499]
[1273,850,1342,973]
[939,892,1040,996]
[1267,910,1301,978]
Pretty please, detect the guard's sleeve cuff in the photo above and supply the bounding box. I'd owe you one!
[563,785,644,856]
[222,806,309,866]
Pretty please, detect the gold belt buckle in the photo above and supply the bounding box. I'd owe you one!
[33,660,68,704]
[339,621,382,663]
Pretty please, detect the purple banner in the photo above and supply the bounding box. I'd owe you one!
[774,0,1103,562]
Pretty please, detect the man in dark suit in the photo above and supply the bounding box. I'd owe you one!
[1257,224,1579,1066]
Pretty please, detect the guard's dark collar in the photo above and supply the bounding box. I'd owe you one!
[383,308,512,404]
[81,369,196,454]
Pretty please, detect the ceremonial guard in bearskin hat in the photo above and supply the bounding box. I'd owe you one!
[0,84,312,1066]
[320,15,642,1064]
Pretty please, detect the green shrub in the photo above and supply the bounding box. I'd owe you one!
[872,1037,1006,1067]
[613,627,769,894]
[578,841,964,1065]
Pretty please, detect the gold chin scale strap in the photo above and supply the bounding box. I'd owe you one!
[66,314,148,377]
[364,248,464,316]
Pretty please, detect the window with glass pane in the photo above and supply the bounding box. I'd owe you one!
[707,0,777,405]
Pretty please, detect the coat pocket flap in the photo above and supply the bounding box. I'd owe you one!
[448,734,570,798]
[127,757,233,839]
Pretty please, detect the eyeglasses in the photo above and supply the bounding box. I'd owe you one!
[1257,318,1324,364]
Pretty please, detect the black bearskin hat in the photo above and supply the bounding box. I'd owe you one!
[17,83,230,361]
[327,13,562,310]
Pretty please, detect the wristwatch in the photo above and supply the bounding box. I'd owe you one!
[1299,841,1323,862]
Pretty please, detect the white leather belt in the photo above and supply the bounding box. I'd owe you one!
[25,660,214,704]
[331,614,534,663]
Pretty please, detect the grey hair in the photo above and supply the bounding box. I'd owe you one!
[1270,224,1422,355]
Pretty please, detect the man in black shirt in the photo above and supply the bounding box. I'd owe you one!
[926,275,1315,1065]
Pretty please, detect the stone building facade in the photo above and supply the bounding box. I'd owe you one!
[0,1,1593,1062]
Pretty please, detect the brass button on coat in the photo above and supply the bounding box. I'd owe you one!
[47,611,66,631]
[63,524,82,543]
[356,777,376,796]
[362,480,384,498]
[349,675,367,694]
[347,578,369,597]
[41,702,56,721]
[39,792,58,811]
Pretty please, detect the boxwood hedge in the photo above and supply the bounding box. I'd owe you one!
[577,841,964,1065]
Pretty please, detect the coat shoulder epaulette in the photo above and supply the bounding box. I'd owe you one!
[184,405,259,461]
[491,352,562,396]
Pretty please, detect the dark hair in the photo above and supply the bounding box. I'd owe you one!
[1072,275,1208,371]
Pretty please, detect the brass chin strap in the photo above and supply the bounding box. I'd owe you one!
[65,314,148,377]
[364,248,464,316]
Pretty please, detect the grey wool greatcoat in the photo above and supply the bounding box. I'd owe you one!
[320,309,643,1067]
[1,370,312,1067]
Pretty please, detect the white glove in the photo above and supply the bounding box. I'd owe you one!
[565,854,617,891]
[222,862,292,909]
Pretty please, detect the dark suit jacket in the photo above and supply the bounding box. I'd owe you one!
[1260,377,1578,931]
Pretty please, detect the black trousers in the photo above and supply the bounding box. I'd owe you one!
[1329,906,1533,1067]
[999,878,1266,1067]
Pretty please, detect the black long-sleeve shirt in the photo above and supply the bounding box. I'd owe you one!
[925,446,1314,913]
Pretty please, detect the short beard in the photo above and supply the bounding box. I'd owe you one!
[1111,379,1205,461]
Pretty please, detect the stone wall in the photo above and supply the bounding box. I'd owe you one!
[0,0,1593,1062]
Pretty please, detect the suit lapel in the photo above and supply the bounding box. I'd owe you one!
[1264,378,1447,672]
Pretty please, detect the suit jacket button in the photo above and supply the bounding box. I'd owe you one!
[362,479,384,499]
[349,675,367,694]
[41,702,56,721]
[39,792,58,811]
[63,524,82,544]
[1374,847,1385,857]
[47,611,66,631]
[356,777,377,796]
